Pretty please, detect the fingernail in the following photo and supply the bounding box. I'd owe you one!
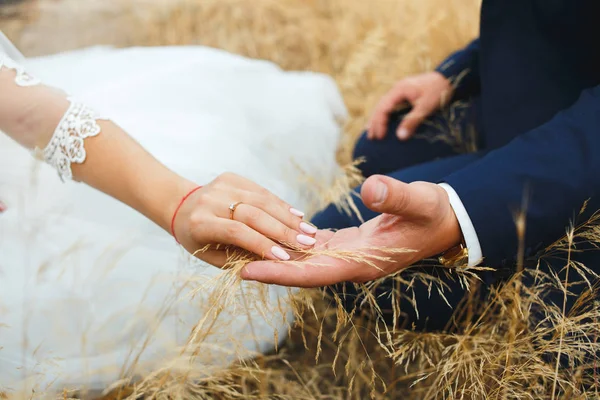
[300,222,318,235]
[0,201,6,213]
[271,246,291,261]
[297,234,317,246]
[290,208,305,218]
[397,128,409,140]
[374,181,388,204]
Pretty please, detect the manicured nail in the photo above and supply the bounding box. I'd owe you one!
[0,201,6,213]
[290,208,305,218]
[271,246,291,261]
[300,222,318,235]
[297,234,317,246]
[374,181,388,204]
[397,128,409,140]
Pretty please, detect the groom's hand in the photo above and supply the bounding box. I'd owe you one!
[241,176,463,287]
[367,72,453,141]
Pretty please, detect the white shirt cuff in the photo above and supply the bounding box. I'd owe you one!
[438,183,483,267]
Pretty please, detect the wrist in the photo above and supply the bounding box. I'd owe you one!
[437,194,467,267]
[159,177,198,233]
[447,212,463,249]
[433,70,450,82]
[432,72,454,105]
[430,70,450,85]
[416,184,463,262]
[117,144,197,232]
[439,186,463,252]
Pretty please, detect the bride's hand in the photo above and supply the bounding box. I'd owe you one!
[171,172,318,267]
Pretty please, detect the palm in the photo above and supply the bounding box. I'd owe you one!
[242,179,461,288]
[318,214,421,279]
[243,214,421,288]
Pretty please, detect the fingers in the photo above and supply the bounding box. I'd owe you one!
[368,86,409,140]
[368,73,452,142]
[240,256,352,288]
[243,193,318,236]
[361,175,420,218]
[240,230,359,287]
[232,203,317,248]
[179,173,322,264]
[211,172,317,236]
[396,102,428,141]
[208,218,293,261]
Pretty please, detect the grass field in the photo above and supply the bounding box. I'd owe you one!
[3,0,479,160]
[3,1,600,399]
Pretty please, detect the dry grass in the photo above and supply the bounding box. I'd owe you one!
[4,0,480,161]
[125,0,480,162]
[4,1,600,399]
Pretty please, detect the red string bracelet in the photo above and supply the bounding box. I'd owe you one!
[170,186,203,243]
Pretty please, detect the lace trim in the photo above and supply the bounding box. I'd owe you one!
[37,98,106,181]
[0,53,103,181]
[0,54,40,87]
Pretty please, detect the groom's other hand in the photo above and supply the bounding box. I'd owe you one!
[367,72,453,141]
[241,175,462,288]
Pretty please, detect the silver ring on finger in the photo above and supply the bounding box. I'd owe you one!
[229,201,243,220]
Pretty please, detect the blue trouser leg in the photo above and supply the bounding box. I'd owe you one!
[353,103,480,178]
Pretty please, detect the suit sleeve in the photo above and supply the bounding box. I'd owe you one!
[435,39,481,101]
[443,85,600,266]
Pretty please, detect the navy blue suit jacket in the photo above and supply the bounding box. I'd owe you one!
[433,0,600,266]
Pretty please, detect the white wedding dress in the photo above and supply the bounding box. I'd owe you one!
[0,35,346,395]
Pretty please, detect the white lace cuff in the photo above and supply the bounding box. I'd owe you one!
[1,52,105,181]
[36,98,107,181]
